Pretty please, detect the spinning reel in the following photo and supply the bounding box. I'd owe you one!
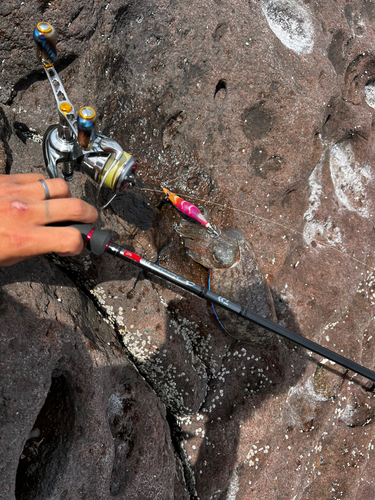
[33,22,137,207]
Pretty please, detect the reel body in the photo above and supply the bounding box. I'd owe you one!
[34,22,137,207]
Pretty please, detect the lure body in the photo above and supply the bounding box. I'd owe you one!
[162,187,218,234]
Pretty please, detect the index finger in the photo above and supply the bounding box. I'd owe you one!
[32,197,98,225]
[0,226,85,266]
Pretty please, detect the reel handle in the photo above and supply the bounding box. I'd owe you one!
[34,22,138,207]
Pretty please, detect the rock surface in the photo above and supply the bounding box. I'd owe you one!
[1,0,375,499]
[0,258,188,499]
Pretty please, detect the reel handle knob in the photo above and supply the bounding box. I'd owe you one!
[33,22,57,67]
[77,107,96,150]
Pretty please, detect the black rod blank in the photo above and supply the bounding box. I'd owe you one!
[107,242,375,383]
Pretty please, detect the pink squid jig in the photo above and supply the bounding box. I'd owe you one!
[162,187,219,235]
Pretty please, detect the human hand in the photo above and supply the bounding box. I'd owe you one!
[0,173,98,266]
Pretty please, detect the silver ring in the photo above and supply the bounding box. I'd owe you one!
[39,179,50,200]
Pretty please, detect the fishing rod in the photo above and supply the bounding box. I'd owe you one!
[71,223,375,384]
[33,23,375,383]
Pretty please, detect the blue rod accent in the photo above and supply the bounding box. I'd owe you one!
[208,270,234,338]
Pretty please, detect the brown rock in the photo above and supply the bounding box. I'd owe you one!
[0,258,188,499]
[2,0,375,498]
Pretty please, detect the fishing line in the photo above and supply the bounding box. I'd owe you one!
[134,186,375,273]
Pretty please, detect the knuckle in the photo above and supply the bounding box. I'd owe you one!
[70,198,86,219]
[7,229,28,250]
[71,230,84,253]
[33,174,45,182]
[91,207,99,223]
[0,183,20,198]
[10,200,28,214]
[53,178,70,196]
[64,229,83,254]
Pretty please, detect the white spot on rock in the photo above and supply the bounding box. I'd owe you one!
[261,0,315,55]
[303,216,344,248]
[226,469,240,499]
[329,142,372,218]
[303,143,325,220]
[302,142,346,248]
[365,81,375,109]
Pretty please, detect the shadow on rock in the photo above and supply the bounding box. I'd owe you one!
[0,259,188,500]
[15,368,76,500]
[156,290,307,500]
[0,106,13,174]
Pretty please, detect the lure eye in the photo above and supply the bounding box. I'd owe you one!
[212,242,236,267]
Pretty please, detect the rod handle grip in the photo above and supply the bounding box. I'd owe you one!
[50,222,112,255]
[70,223,112,255]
